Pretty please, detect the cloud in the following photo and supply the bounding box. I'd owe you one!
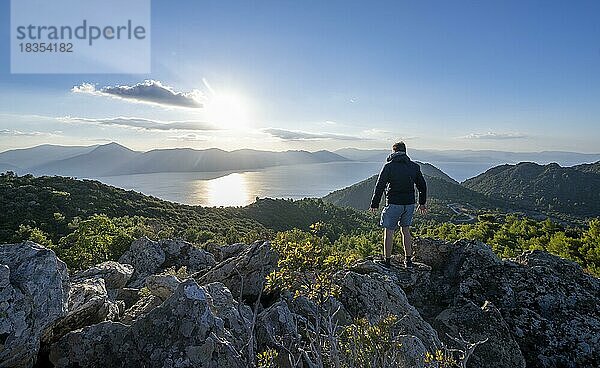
[71,80,204,108]
[0,129,58,137]
[58,116,219,131]
[167,133,208,142]
[263,128,365,141]
[461,131,528,140]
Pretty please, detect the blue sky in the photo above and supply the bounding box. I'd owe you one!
[1,0,599,152]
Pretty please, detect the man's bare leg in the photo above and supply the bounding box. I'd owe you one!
[400,226,413,266]
[384,228,395,263]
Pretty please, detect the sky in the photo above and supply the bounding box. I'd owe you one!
[1,0,599,153]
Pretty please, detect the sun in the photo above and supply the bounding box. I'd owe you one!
[205,91,253,129]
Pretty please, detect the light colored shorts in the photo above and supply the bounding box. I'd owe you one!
[380,204,415,230]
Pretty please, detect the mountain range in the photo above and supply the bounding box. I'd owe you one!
[324,160,600,221]
[0,142,349,177]
[2,143,599,182]
[463,162,600,218]
[335,148,600,181]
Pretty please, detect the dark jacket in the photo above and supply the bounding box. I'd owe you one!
[370,152,427,208]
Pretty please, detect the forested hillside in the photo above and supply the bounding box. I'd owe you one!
[463,161,600,219]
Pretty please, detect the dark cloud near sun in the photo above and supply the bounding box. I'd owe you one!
[263,128,365,141]
[71,80,204,108]
[59,116,219,131]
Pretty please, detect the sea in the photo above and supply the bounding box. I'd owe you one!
[92,161,490,207]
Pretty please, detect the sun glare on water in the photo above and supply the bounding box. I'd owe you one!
[203,173,252,207]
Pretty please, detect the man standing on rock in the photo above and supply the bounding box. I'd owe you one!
[369,141,427,268]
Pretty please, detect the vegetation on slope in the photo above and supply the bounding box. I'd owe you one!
[3,172,599,277]
[463,161,600,219]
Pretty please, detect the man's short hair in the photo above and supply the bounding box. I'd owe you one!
[392,141,406,152]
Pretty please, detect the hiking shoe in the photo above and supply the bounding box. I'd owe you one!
[374,258,391,268]
[404,258,414,268]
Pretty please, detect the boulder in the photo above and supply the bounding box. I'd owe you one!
[0,242,69,368]
[435,301,526,368]
[43,278,120,346]
[71,261,134,290]
[112,287,141,309]
[120,294,163,325]
[50,280,249,368]
[256,300,299,350]
[411,239,600,368]
[334,268,441,352]
[203,282,253,352]
[205,243,247,263]
[119,237,215,287]
[194,241,277,302]
[395,335,427,368]
[145,273,181,300]
[256,300,299,367]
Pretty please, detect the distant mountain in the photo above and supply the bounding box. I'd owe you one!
[336,148,600,165]
[334,148,600,181]
[0,144,96,171]
[417,162,458,184]
[29,143,141,177]
[463,161,600,219]
[2,142,348,177]
[323,163,505,222]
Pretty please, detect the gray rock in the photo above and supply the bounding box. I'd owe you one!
[203,282,253,352]
[195,241,277,302]
[145,273,181,300]
[120,294,163,325]
[435,301,526,368]
[112,287,141,309]
[72,261,134,289]
[119,237,216,287]
[396,335,427,368]
[43,278,120,345]
[205,243,247,263]
[256,300,299,367]
[334,268,441,352]
[256,300,298,350]
[0,264,9,288]
[0,242,69,368]
[411,239,600,368]
[119,237,166,287]
[50,280,248,368]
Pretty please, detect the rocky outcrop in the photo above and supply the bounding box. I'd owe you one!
[43,277,121,346]
[71,261,133,290]
[412,238,600,368]
[194,240,277,302]
[119,237,216,287]
[50,280,249,368]
[334,260,441,352]
[120,294,163,325]
[435,301,525,368]
[205,242,247,263]
[256,300,299,365]
[3,237,598,368]
[0,242,69,368]
[145,273,181,300]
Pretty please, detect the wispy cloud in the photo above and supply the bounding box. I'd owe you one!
[166,133,208,142]
[460,131,528,140]
[0,129,59,137]
[71,80,204,108]
[58,116,219,131]
[263,128,366,141]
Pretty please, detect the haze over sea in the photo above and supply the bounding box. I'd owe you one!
[91,160,492,207]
